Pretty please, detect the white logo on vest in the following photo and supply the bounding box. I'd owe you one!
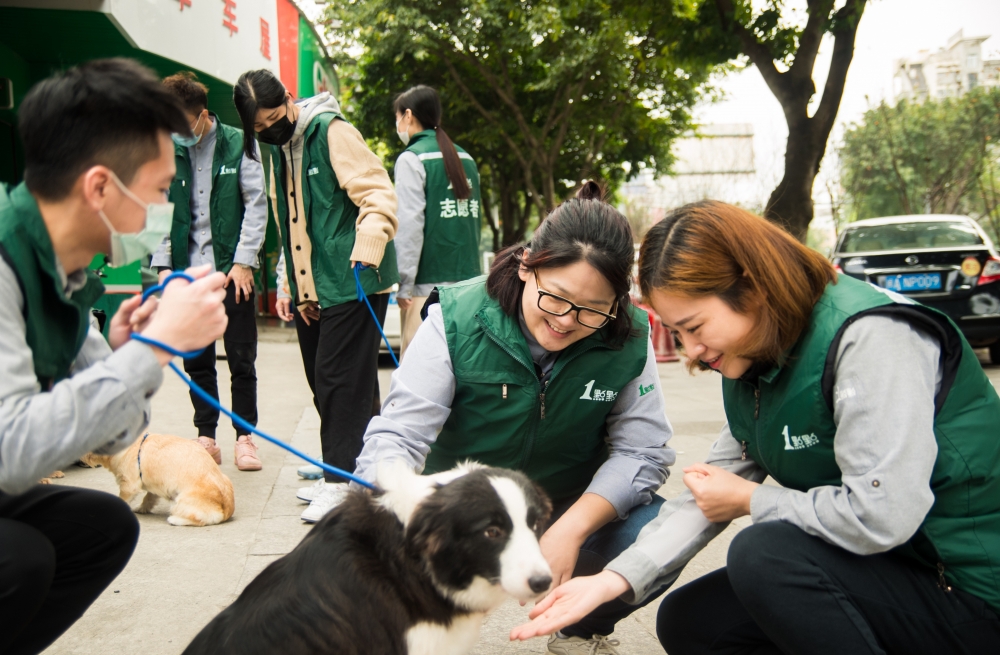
[782,425,820,451]
[580,379,618,402]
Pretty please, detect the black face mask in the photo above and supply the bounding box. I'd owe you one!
[257,109,296,146]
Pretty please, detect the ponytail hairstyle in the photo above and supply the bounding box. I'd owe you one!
[393,85,471,200]
[638,200,836,369]
[487,181,638,348]
[233,69,288,162]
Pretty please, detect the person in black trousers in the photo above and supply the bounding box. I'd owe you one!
[0,487,139,654]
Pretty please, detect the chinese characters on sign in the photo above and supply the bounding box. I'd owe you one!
[223,0,238,36]
[439,199,480,219]
[260,18,271,59]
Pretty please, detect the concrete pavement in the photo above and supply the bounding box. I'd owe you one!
[40,328,1000,654]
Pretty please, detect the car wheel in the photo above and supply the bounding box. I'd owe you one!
[990,342,1000,366]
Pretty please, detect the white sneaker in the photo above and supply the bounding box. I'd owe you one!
[547,634,621,655]
[297,464,324,479]
[297,478,328,503]
[300,482,349,523]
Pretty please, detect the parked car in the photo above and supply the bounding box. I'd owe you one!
[831,215,1000,363]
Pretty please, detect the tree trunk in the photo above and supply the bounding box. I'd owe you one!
[716,0,866,242]
[765,120,826,241]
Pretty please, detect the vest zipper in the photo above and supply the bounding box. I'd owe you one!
[937,563,952,592]
[741,442,747,461]
[539,381,548,419]
[754,388,760,420]
[502,383,507,399]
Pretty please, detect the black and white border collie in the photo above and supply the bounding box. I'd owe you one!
[182,462,554,655]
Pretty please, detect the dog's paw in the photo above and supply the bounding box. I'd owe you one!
[38,477,52,484]
[49,470,65,478]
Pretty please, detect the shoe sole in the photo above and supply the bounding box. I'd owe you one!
[236,461,262,471]
[296,493,314,503]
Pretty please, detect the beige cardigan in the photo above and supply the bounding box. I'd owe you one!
[269,119,398,306]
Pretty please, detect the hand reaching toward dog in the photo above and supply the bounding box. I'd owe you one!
[683,463,759,522]
[510,571,630,641]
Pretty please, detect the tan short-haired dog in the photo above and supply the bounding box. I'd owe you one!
[83,433,235,526]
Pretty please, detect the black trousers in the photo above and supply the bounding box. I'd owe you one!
[657,521,1000,655]
[0,485,139,655]
[183,283,258,440]
[294,294,387,481]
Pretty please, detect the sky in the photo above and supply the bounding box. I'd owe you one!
[696,0,1000,214]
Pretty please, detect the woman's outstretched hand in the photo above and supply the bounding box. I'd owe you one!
[509,571,630,641]
[683,463,759,522]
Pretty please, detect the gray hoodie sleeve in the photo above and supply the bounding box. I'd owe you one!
[0,259,164,494]
[393,151,427,300]
[585,337,675,517]
[606,423,766,603]
[354,303,455,482]
[606,313,942,604]
[233,139,268,269]
[749,314,940,554]
[151,234,172,269]
[355,308,675,516]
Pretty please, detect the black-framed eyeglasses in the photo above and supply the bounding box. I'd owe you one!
[534,270,618,329]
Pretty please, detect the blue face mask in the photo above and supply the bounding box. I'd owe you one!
[172,113,205,148]
[97,172,174,268]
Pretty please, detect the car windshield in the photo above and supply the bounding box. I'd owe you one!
[839,221,983,253]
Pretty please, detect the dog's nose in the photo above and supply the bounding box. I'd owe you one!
[528,575,552,594]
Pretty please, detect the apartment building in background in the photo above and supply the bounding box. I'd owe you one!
[894,29,1000,102]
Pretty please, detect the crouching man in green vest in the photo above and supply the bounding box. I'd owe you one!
[392,85,483,358]
[152,72,267,472]
[355,183,677,655]
[0,59,227,655]
[511,201,1000,655]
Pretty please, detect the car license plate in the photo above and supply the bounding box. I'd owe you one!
[881,272,942,292]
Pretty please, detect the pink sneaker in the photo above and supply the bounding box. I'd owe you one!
[235,435,262,471]
[196,436,222,465]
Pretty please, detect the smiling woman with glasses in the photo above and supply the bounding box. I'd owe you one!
[535,270,618,329]
[353,180,677,654]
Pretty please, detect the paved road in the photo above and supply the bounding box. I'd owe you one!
[40,329,1000,655]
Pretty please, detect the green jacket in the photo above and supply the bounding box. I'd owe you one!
[723,275,1000,612]
[271,112,398,307]
[426,277,648,501]
[168,118,247,274]
[0,183,104,388]
[404,130,482,285]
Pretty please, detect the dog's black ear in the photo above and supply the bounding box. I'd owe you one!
[529,480,553,534]
[405,489,449,561]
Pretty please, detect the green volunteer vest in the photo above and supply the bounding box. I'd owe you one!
[271,112,399,307]
[723,274,1000,613]
[168,117,247,274]
[0,183,105,388]
[403,130,482,285]
[427,277,650,501]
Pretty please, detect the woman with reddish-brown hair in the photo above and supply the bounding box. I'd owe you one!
[512,200,1000,654]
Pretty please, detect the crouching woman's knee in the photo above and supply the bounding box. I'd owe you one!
[726,520,808,602]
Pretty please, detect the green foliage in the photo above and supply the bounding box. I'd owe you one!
[839,88,1000,239]
[324,0,729,247]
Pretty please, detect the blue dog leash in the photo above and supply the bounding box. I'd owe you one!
[130,271,378,491]
[354,263,400,368]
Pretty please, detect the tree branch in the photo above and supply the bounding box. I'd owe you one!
[714,0,788,103]
[813,0,866,133]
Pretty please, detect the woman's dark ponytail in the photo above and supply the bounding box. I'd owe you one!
[234,69,288,161]
[393,85,471,200]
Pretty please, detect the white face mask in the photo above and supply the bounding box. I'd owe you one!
[97,172,174,267]
[396,116,410,146]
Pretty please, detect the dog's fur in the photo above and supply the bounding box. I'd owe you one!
[82,433,234,526]
[182,462,553,655]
